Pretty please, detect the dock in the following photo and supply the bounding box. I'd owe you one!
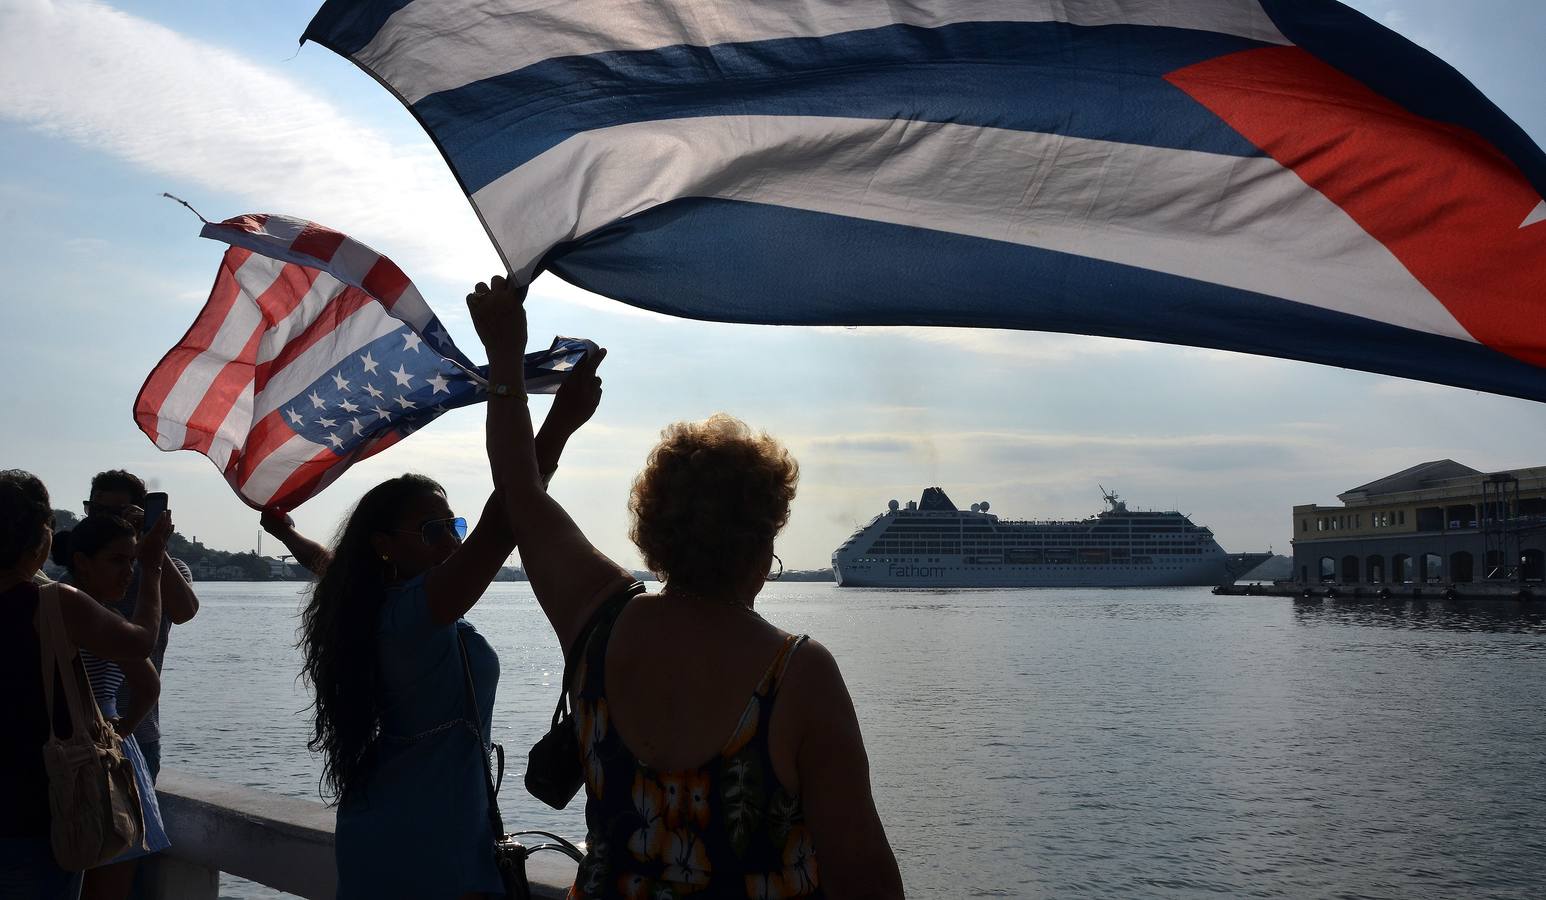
[140,771,574,899]
[1214,581,1539,602]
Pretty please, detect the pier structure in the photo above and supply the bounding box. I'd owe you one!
[1259,460,1546,600]
[139,771,573,899]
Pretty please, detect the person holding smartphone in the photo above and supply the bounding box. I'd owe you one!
[51,515,173,900]
[1,470,170,900]
[80,469,199,782]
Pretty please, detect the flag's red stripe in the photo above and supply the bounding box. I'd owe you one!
[135,247,254,432]
[267,427,410,510]
[290,223,347,264]
[180,265,322,455]
[180,327,265,456]
[253,263,322,326]
[229,408,297,481]
[253,285,376,394]
[347,426,406,467]
[217,214,270,235]
[262,445,338,511]
[362,255,411,307]
[1167,46,1546,366]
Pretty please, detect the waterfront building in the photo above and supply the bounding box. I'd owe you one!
[1291,460,1546,587]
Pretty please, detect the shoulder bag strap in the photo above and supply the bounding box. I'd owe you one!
[551,581,647,727]
[37,583,100,741]
[457,630,506,839]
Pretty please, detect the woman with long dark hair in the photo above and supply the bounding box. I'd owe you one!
[291,365,604,900]
[51,516,170,900]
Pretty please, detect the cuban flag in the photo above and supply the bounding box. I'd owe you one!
[303,1,1546,400]
[134,213,593,511]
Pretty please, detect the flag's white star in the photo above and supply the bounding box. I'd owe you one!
[360,352,379,374]
[339,399,360,413]
[373,405,393,422]
[317,416,337,428]
[427,373,451,394]
[332,371,351,392]
[326,433,343,449]
[1524,200,1546,229]
[350,418,365,435]
[395,394,417,410]
[402,332,423,353]
[285,408,304,426]
[363,382,384,400]
[391,364,413,387]
[428,326,450,347]
[308,390,326,410]
[549,358,575,372]
[433,403,449,415]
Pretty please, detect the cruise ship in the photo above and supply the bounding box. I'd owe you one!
[832,488,1272,588]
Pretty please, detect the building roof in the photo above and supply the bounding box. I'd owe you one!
[1338,459,1481,501]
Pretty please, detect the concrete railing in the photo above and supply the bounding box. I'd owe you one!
[146,770,575,899]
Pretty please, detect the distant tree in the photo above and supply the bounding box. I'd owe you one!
[52,508,80,530]
[233,551,270,580]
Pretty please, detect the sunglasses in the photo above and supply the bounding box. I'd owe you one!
[83,500,137,518]
[392,516,468,545]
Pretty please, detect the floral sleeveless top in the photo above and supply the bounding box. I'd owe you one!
[569,598,822,900]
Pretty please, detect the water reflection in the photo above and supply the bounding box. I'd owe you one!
[1292,595,1546,634]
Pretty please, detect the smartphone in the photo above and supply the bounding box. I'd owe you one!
[140,492,169,534]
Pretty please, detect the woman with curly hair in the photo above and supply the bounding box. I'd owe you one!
[283,355,605,900]
[467,276,903,899]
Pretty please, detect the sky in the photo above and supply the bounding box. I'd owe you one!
[1,0,1544,571]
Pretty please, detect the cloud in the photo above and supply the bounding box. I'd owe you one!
[0,0,495,281]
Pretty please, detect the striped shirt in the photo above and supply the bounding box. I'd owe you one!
[60,557,191,744]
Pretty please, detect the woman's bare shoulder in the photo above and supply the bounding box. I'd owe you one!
[779,635,848,702]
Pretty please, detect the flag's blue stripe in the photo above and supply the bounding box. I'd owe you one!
[303,0,415,57]
[543,197,1546,404]
[1258,0,1546,200]
[415,21,1270,195]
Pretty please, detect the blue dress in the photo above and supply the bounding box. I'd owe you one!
[78,653,171,861]
[335,573,503,899]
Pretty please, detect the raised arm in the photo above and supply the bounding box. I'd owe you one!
[260,510,332,575]
[160,551,199,624]
[60,516,170,661]
[422,489,517,625]
[533,349,605,484]
[467,276,632,650]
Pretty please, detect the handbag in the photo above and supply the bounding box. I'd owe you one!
[457,631,583,900]
[525,581,646,810]
[36,582,145,870]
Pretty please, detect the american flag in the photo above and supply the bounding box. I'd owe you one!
[134,213,592,511]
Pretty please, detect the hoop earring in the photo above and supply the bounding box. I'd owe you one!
[381,556,398,582]
[766,553,783,582]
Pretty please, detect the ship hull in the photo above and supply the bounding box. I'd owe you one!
[832,556,1251,588]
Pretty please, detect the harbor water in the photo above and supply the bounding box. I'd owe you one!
[158,582,1546,898]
